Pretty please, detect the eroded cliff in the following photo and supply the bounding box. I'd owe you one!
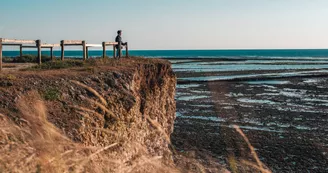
[0,57,177,172]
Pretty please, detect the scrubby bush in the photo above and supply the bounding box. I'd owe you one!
[42,88,60,101]
[12,55,52,63]
[33,60,86,70]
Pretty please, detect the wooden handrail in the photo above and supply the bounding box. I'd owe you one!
[0,38,130,71]
[1,38,36,44]
[41,44,60,47]
[63,40,83,44]
[2,43,23,46]
[86,44,102,47]
[105,42,118,45]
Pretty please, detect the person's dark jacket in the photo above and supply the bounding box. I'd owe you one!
[115,35,126,49]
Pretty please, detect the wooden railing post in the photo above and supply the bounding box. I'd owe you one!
[20,44,23,58]
[113,45,116,58]
[0,39,2,71]
[50,47,54,61]
[102,42,106,58]
[36,40,42,65]
[60,40,65,60]
[118,42,122,59]
[125,42,129,57]
[86,46,89,59]
[82,41,87,61]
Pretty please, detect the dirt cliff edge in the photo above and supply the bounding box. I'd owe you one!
[0,57,177,172]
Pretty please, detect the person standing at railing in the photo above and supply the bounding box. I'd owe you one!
[115,30,127,59]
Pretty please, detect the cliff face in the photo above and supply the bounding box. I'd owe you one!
[0,58,177,172]
[75,61,177,157]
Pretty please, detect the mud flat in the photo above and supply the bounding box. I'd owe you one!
[171,58,328,172]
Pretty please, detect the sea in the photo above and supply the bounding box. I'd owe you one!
[3,49,328,58]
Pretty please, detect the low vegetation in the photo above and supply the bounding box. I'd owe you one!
[32,60,86,70]
[23,56,170,71]
[4,55,52,63]
[42,88,60,101]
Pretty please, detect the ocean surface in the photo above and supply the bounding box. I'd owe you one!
[3,49,328,59]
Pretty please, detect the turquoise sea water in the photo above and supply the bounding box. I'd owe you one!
[3,49,328,58]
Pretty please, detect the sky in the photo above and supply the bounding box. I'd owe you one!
[1,0,328,50]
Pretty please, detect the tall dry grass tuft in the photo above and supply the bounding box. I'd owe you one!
[70,80,108,106]
[233,125,272,173]
[145,115,171,144]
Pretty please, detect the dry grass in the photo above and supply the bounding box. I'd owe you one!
[232,125,272,173]
[0,90,179,173]
[145,115,171,144]
[70,80,108,106]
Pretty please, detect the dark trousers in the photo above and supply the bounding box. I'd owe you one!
[115,45,125,58]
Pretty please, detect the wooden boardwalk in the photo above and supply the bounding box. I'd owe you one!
[0,38,129,71]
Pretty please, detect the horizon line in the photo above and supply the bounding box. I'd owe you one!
[2,48,328,51]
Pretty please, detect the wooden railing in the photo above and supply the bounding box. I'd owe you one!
[0,38,129,71]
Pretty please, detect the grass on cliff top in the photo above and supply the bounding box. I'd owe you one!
[28,56,170,70]
[4,55,52,63]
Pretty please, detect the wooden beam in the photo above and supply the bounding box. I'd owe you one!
[63,44,83,46]
[0,39,2,71]
[21,45,53,49]
[2,38,36,44]
[2,43,23,46]
[113,45,116,58]
[20,45,23,58]
[102,42,106,59]
[21,46,37,48]
[82,41,87,61]
[64,40,83,44]
[36,40,42,65]
[2,43,59,48]
[61,40,64,60]
[105,42,118,46]
[86,44,102,47]
[41,44,60,47]
[118,42,122,59]
[50,47,54,61]
[86,46,89,59]
[125,42,129,57]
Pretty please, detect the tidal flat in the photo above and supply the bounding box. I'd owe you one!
[171,58,328,172]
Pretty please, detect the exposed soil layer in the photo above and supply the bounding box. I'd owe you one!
[0,57,178,172]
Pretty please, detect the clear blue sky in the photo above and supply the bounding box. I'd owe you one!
[1,0,328,50]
